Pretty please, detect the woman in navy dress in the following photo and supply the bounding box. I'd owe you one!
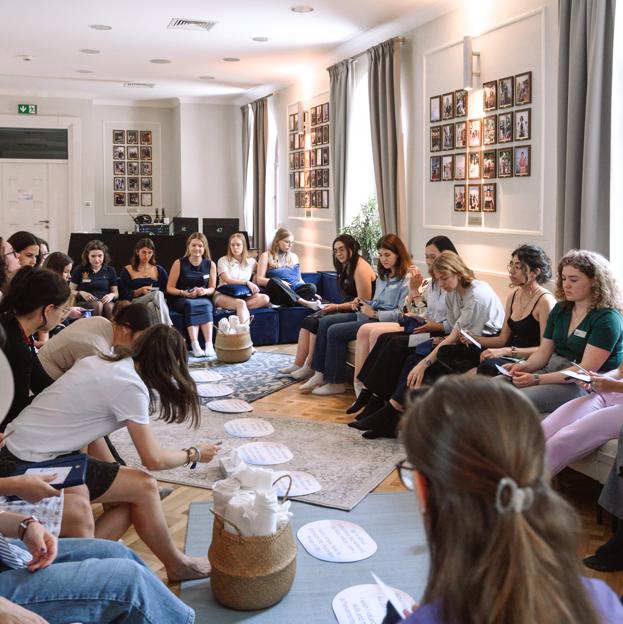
[119,238,171,325]
[166,232,217,358]
[69,240,118,319]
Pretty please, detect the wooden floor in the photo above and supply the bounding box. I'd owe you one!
[119,344,623,597]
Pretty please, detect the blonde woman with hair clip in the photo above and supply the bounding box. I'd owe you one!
[388,376,622,624]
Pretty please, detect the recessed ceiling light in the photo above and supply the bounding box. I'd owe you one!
[252,36,269,42]
[290,5,314,13]
[80,48,100,54]
[76,69,93,74]
[149,58,171,64]
[223,57,240,62]
[89,24,112,31]
[199,75,215,80]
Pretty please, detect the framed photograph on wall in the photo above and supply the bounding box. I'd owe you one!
[141,161,152,176]
[468,119,482,147]
[498,76,514,108]
[430,156,441,182]
[141,192,152,207]
[454,153,466,180]
[114,161,125,175]
[482,150,497,178]
[295,192,301,209]
[514,145,531,176]
[322,147,329,166]
[468,184,482,212]
[128,192,140,206]
[468,152,481,179]
[127,177,139,192]
[497,148,513,178]
[515,71,532,105]
[323,102,329,123]
[127,146,139,160]
[113,177,125,191]
[127,161,139,175]
[322,190,329,209]
[430,126,441,152]
[430,96,441,122]
[454,89,468,118]
[289,114,295,132]
[113,146,125,160]
[453,185,467,212]
[140,146,152,161]
[483,115,497,146]
[141,177,152,191]
[127,130,138,145]
[455,121,467,149]
[140,131,152,145]
[442,155,454,181]
[483,81,497,111]
[441,92,454,120]
[323,169,329,186]
[113,130,125,144]
[442,124,454,151]
[482,183,497,212]
[114,192,126,206]
[514,108,531,141]
[498,112,513,143]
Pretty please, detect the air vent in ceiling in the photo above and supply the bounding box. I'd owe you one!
[167,18,217,31]
[124,82,155,89]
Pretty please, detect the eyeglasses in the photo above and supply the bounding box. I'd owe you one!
[3,250,18,259]
[395,459,415,491]
[55,305,72,315]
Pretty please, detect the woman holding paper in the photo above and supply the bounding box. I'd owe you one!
[2,325,221,582]
[392,376,622,624]
[507,250,623,413]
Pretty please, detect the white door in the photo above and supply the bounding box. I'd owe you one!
[0,162,67,249]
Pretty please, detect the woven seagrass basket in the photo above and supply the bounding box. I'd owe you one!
[215,330,253,363]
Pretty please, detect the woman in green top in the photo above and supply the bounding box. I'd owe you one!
[508,250,623,413]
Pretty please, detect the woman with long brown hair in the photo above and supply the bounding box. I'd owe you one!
[395,376,621,624]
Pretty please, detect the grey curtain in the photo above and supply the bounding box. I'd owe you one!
[367,38,407,238]
[557,0,616,257]
[328,59,353,232]
[250,97,268,251]
[240,105,250,232]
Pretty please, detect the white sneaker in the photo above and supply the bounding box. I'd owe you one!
[299,371,324,392]
[204,343,217,359]
[191,342,205,358]
[312,383,345,396]
[279,363,301,375]
[291,364,314,380]
[310,300,325,311]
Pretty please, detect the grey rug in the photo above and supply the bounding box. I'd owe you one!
[188,351,297,404]
[181,493,429,623]
[109,409,403,511]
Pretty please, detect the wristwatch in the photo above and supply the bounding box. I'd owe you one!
[18,515,40,540]
[533,374,541,386]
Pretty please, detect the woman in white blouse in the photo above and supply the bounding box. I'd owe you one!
[212,233,270,323]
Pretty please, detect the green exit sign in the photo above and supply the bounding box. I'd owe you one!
[18,104,37,115]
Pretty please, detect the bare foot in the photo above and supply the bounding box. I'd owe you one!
[166,555,212,582]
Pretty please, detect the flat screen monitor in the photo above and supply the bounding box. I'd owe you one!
[202,218,239,241]
[172,217,199,237]
[101,228,119,235]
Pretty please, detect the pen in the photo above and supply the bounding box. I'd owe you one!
[1,429,15,440]
[573,363,603,397]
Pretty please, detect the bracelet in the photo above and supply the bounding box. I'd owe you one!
[183,446,200,469]
[424,358,433,367]
[533,374,541,385]
[18,515,40,540]
[510,346,518,357]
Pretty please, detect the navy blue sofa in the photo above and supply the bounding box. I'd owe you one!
[170,271,344,346]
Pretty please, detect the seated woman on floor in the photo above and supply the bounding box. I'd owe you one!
[70,239,119,319]
[1,324,221,583]
[351,235,457,391]
[351,251,504,438]
[213,232,270,323]
[280,233,376,380]
[6,230,40,268]
[507,249,623,414]
[166,232,217,358]
[256,227,322,310]
[118,237,172,325]
[391,376,622,624]
[301,233,411,396]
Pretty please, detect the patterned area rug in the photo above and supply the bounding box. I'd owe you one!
[109,409,403,511]
[188,351,297,404]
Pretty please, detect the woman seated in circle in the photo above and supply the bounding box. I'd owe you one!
[43,251,73,283]
[7,231,39,268]
[256,228,323,310]
[280,234,376,379]
[213,232,270,323]
[118,238,172,325]
[507,249,623,414]
[0,236,22,298]
[70,239,119,319]
[2,325,220,583]
[166,232,217,358]
[301,233,412,396]
[394,376,622,624]
[35,236,49,268]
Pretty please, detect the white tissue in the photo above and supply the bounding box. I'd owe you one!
[224,491,255,535]
[219,449,246,478]
[251,489,279,536]
[212,478,241,518]
[233,465,275,490]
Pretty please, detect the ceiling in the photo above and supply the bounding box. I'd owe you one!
[0,0,457,104]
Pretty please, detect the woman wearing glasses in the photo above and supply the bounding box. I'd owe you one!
[0,237,22,297]
[391,376,622,624]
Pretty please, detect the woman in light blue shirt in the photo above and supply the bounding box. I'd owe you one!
[301,234,412,395]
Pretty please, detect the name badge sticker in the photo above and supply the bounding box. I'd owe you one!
[82,278,91,283]
[573,329,587,338]
[203,274,209,279]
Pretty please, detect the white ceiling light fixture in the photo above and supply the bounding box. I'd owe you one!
[16,54,34,62]
[89,24,112,31]
[76,69,93,74]
[124,82,155,88]
[290,5,314,13]
[167,18,218,32]
[150,58,171,64]
[80,48,100,54]
[223,57,240,62]
[252,36,269,42]
[462,36,480,91]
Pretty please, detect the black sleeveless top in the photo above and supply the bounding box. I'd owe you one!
[506,290,546,348]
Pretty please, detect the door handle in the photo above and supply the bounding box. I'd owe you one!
[38,220,50,224]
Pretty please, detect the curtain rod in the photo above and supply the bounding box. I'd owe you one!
[347,36,406,63]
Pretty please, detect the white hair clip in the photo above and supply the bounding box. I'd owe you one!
[495,477,535,514]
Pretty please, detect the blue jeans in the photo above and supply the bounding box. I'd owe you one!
[0,539,194,624]
[311,313,374,383]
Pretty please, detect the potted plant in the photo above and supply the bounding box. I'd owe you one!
[340,197,382,265]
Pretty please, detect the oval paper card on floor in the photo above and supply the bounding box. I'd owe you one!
[332,584,415,624]
[273,470,321,496]
[209,400,254,414]
[190,369,223,383]
[223,417,273,437]
[237,441,293,465]
[196,384,233,398]
[297,520,377,562]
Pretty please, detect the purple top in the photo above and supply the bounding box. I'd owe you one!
[399,578,623,624]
